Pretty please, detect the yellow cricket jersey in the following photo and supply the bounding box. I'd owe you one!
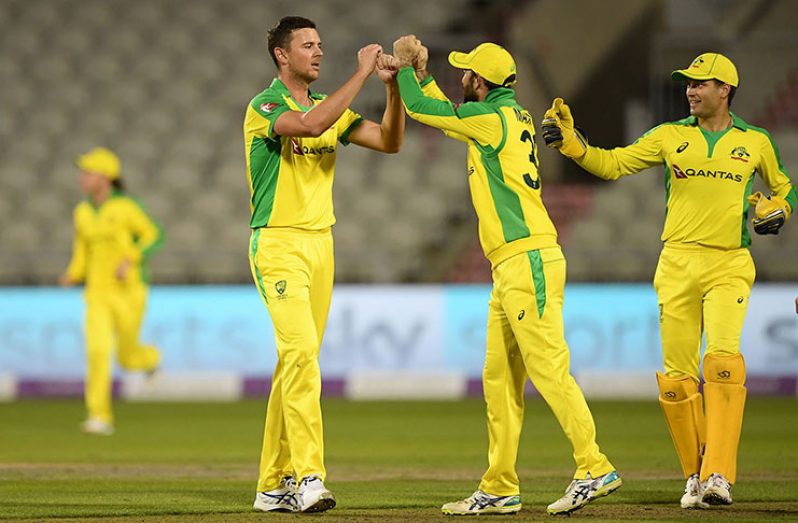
[397,68,557,268]
[66,190,164,290]
[577,114,797,248]
[243,78,364,230]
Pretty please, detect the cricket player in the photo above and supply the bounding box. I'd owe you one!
[390,36,621,516]
[542,52,797,508]
[60,147,164,436]
[244,16,404,513]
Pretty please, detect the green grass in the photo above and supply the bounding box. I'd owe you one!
[1,398,797,521]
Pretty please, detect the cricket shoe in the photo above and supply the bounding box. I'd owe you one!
[547,470,622,515]
[441,490,522,515]
[253,476,299,513]
[80,418,114,436]
[297,475,336,513]
[680,473,708,509]
[701,473,732,506]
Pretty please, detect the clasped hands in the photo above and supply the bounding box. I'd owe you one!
[358,35,429,82]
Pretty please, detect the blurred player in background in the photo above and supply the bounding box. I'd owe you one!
[542,52,797,508]
[244,16,404,514]
[59,147,164,436]
[390,36,621,516]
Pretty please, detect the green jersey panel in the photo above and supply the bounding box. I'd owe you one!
[399,68,558,268]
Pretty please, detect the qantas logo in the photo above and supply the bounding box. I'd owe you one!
[291,138,334,156]
[672,163,743,183]
[260,102,279,113]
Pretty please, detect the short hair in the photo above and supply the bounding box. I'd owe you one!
[713,79,736,107]
[267,16,316,67]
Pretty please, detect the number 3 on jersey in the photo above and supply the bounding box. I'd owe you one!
[520,130,541,190]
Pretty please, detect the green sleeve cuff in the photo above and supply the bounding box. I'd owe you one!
[785,185,797,213]
[339,117,364,145]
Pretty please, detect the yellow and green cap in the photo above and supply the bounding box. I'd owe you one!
[448,42,517,87]
[76,147,121,180]
[671,52,739,87]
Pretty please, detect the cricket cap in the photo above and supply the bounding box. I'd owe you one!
[76,147,121,180]
[448,43,517,87]
[671,52,739,87]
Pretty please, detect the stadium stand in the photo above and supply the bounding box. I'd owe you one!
[0,0,796,284]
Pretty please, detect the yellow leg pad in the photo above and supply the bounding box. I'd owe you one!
[700,353,746,484]
[656,372,706,478]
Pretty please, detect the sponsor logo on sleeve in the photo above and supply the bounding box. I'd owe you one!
[260,102,279,113]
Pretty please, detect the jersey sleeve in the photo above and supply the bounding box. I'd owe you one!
[419,75,470,143]
[576,125,665,180]
[337,107,364,145]
[755,128,797,212]
[124,199,164,264]
[397,68,498,147]
[65,207,87,283]
[249,92,293,140]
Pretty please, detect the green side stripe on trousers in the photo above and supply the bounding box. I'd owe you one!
[250,228,268,303]
[527,250,546,318]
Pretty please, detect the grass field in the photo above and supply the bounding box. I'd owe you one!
[1,398,797,522]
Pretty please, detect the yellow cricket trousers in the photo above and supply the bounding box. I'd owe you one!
[480,247,614,496]
[654,243,755,380]
[249,227,334,492]
[84,284,160,423]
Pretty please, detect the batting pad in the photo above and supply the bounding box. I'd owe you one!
[657,372,706,478]
[701,353,746,484]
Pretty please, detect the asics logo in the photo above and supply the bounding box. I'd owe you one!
[717,370,731,379]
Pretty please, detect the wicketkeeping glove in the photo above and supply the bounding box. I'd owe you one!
[541,98,588,159]
[746,191,792,235]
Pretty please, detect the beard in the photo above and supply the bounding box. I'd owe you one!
[463,92,478,103]
[463,83,479,103]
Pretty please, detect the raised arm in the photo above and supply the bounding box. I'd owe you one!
[542,98,663,180]
[273,44,382,138]
[346,53,405,153]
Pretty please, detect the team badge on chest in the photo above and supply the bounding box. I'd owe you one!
[730,146,750,163]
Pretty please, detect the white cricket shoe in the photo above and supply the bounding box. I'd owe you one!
[80,418,113,436]
[680,473,708,509]
[441,490,522,515]
[701,473,732,505]
[297,475,336,513]
[547,470,622,515]
[253,476,299,513]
